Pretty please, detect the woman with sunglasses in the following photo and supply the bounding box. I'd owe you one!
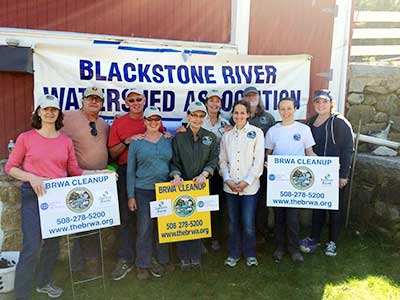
[219,100,265,268]
[126,106,172,280]
[5,95,110,300]
[299,90,353,257]
[170,101,218,270]
[265,97,316,263]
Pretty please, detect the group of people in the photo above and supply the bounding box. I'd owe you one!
[5,85,353,300]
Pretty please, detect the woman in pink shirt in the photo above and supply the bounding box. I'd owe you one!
[6,95,107,300]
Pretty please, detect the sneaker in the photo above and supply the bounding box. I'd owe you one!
[111,258,133,281]
[211,240,221,251]
[150,263,165,278]
[246,257,258,267]
[272,249,285,263]
[136,268,150,280]
[180,259,191,271]
[36,283,63,298]
[291,252,304,263]
[224,257,240,267]
[325,241,337,257]
[299,237,319,253]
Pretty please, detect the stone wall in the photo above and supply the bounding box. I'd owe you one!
[347,64,400,151]
[350,154,400,246]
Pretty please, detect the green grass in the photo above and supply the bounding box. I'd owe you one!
[35,230,400,300]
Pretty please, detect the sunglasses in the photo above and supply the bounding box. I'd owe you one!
[89,121,97,136]
[190,113,206,119]
[146,116,162,122]
[126,98,143,103]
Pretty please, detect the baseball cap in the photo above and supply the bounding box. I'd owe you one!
[206,89,222,99]
[187,101,207,114]
[125,88,144,99]
[313,89,332,101]
[144,106,162,119]
[243,86,258,96]
[84,86,104,99]
[38,94,60,109]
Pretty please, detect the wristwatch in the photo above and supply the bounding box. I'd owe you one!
[122,140,129,147]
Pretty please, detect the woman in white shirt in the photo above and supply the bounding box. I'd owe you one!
[265,97,316,263]
[219,100,265,267]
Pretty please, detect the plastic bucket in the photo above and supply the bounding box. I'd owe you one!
[0,251,19,293]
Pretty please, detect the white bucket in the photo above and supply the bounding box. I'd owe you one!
[0,251,19,294]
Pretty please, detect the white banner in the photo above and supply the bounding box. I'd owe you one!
[267,155,339,210]
[33,43,311,127]
[38,173,120,238]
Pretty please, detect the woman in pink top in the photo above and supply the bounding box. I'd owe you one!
[5,95,107,300]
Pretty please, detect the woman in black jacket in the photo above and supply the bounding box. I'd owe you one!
[299,89,354,257]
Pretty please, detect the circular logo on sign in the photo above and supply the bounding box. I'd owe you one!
[290,166,314,190]
[66,187,94,213]
[40,202,49,210]
[293,133,301,141]
[269,174,276,181]
[202,136,212,145]
[174,195,196,218]
[198,200,205,208]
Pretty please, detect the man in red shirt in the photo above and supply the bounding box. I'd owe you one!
[108,88,164,280]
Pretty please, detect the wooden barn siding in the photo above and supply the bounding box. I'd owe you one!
[249,0,336,117]
[0,0,231,157]
[0,0,338,157]
[0,0,231,42]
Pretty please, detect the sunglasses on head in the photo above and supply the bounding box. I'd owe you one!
[89,121,97,136]
[126,98,143,104]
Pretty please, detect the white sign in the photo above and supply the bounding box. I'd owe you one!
[38,173,120,238]
[33,43,311,126]
[150,199,172,218]
[196,195,219,212]
[267,155,339,210]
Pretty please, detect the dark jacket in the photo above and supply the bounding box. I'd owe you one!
[307,113,354,179]
[170,127,218,180]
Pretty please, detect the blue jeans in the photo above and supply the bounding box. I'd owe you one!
[117,165,135,262]
[14,183,60,300]
[274,207,299,254]
[225,192,258,258]
[135,188,169,268]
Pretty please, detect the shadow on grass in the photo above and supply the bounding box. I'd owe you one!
[36,230,399,300]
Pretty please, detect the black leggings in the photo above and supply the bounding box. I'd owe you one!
[310,187,346,244]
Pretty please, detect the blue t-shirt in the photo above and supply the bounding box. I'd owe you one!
[126,136,172,198]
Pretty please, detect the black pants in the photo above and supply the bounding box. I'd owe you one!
[256,169,268,236]
[274,207,299,254]
[311,187,346,244]
[210,172,224,241]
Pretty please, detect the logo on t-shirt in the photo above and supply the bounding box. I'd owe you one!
[202,136,213,145]
[247,131,256,139]
[293,133,301,141]
[260,116,267,124]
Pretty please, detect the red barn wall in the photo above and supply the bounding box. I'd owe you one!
[0,0,338,158]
